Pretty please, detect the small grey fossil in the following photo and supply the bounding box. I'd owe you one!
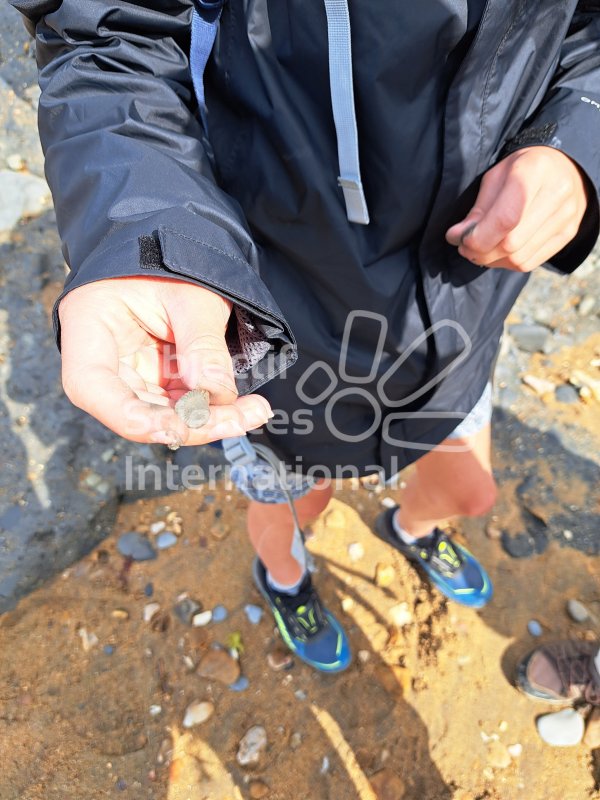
[175,388,211,428]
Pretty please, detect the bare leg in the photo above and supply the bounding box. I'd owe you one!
[397,424,497,538]
[247,479,332,586]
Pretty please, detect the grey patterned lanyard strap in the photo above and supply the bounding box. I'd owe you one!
[323,0,370,225]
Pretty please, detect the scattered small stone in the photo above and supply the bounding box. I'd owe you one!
[144,582,154,597]
[174,597,201,625]
[197,649,241,685]
[555,384,580,404]
[389,602,413,627]
[143,603,161,623]
[192,610,213,627]
[249,780,270,799]
[578,295,596,317]
[567,599,590,623]
[6,154,24,171]
[78,628,98,652]
[485,522,503,540]
[229,676,250,692]
[237,726,268,767]
[150,521,166,535]
[183,655,195,671]
[111,608,129,620]
[149,705,162,717]
[156,531,178,550]
[212,604,229,623]
[507,743,523,759]
[584,707,600,749]
[486,741,511,770]
[508,323,550,353]
[244,604,263,625]
[370,768,406,800]
[348,542,365,561]
[380,497,397,509]
[103,645,114,655]
[341,596,354,613]
[563,529,574,541]
[182,700,214,728]
[267,649,294,672]
[527,619,542,637]
[320,756,330,774]
[0,169,52,237]
[358,650,371,664]
[537,708,585,747]
[290,732,303,750]
[375,563,396,588]
[294,690,307,701]
[522,374,556,396]
[116,778,127,791]
[117,532,157,562]
[498,720,508,733]
[101,448,116,463]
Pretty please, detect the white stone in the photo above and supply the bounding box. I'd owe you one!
[348,542,365,561]
[508,743,523,758]
[537,708,585,747]
[237,726,268,766]
[143,602,161,623]
[0,170,51,238]
[183,700,214,728]
[389,602,413,627]
[78,628,99,652]
[192,610,213,627]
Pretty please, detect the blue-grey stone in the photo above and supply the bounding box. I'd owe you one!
[212,604,228,623]
[508,323,550,353]
[156,531,178,550]
[244,604,263,625]
[555,384,579,404]
[527,619,542,637]
[174,597,201,625]
[144,582,154,597]
[117,532,157,562]
[229,676,249,692]
[103,645,114,655]
[536,708,584,747]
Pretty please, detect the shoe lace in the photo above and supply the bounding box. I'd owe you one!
[277,580,325,639]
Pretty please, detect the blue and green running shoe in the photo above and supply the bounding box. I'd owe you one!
[253,558,351,673]
[374,507,493,609]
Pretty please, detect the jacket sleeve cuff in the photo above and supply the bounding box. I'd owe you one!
[502,88,600,274]
[53,207,297,395]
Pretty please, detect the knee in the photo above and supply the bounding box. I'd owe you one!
[454,477,497,518]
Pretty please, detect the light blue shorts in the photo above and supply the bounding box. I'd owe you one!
[229,382,493,503]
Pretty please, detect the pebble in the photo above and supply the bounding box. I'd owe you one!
[182,700,214,728]
[197,649,241,685]
[380,497,397,509]
[6,154,24,171]
[522,374,556,396]
[341,596,354,613]
[584,707,600,749]
[174,597,201,625]
[192,610,213,627]
[236,725,268,767]
[78,628,98,652]
[320,756,330,774]
[578,295,596,316]
[229,676,250,692]
[144,582,154,597]
[267,649,294,672]
[156,531,178,550]
[486,741,511,769]
[375,563,396,588]
[294,690,307,701]
[149,521,166,535]
[249,780,270,799]
[117,532,157,562]
[537,708,585,746]
[111,609,129,620]
[389,602,413,627]
[567,599,590,623]
[0,170,52,237]
[116,778,127,791]
[563,529,574,541]
[527,619,543,637]
[369,769,406,800]
[555,384,580,404]
[348,542,365,561]
[508,323,550,353]
[244,604,263,625]
[358,650,371,664]
[149,705,162,717]
[143,603,161,623]
[507,743,523,759]
[103,645,114,655]
[290,732,303,750]
[212,604,229,623]
[485,522,503,540]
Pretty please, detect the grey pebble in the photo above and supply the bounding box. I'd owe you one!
[527,619,543,637]
[555,384,580,404]
[566,599,590,623]
[117,532,157,562]
[508,323,550,353]
[244,604,263,625]
[174,597,202,625]
[578,295,596,317]
[156,531,178,550]
[229,676,249,692]
[212,604,228,623]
